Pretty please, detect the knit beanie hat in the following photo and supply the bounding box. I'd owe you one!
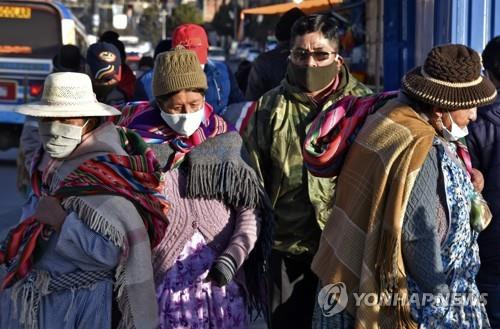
[152,45,208,97]
[401,44,497,110]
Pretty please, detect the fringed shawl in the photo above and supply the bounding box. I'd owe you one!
[185,132,273,317]
[0,123,169,329]
[311,100,435,328]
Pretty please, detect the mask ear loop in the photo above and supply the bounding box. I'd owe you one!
[446,110,458,127]
[81,118,94,137]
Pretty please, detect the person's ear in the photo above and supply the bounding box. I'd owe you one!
[335,54,344,71]
[432,107,444,119]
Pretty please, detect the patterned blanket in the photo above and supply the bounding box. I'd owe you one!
[303,92,397,177]
[118,101,233,168]
[0,126,169,329]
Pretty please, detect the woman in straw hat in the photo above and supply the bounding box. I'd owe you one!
[308,44,497,328]
[118,46,273,329]
[0,72,169,329]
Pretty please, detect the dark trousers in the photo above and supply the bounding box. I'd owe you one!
[271,252,318,329]
[477,264,500,328]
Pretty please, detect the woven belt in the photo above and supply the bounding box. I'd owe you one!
[48,269,114,292]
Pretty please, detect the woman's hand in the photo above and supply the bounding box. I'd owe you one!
[34,196,67,231]
[471,168,484,193]
[204,254,237,287]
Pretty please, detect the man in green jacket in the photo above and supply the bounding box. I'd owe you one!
[243,14,372,328]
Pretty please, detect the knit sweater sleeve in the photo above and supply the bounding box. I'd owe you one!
[219,207,260,272]
[402,147,448,294]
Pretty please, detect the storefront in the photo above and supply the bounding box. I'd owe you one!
[239,0,500,91]
[383,0,500,90]
[240,0,374,87]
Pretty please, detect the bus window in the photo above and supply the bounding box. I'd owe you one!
[0,3,61,59]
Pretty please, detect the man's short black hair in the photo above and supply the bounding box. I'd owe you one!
[290,14,340,49]
[483,35,500,82]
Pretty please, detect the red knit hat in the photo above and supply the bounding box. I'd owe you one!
[172,24,209,65]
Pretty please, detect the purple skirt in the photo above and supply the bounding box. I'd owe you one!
[156,232,247,329]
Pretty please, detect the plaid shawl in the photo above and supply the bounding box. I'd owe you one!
[303,92,397,177]
[311,100,435,329]
[118,101,233,168]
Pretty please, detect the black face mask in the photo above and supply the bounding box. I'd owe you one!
[93,83,116,101]
[287,61,339,92]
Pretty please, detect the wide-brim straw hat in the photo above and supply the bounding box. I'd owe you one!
[15,72,121,117]
[401,44,497,110]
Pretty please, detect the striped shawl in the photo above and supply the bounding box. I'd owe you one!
[0,123,169,329]
[117,101,232,169]
[311,100,435,328]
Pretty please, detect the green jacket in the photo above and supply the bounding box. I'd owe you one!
[244,65,372,258]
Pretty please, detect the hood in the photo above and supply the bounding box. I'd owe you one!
[481,90,500,125]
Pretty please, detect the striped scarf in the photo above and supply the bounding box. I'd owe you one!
[303,91,397,177]
[0,127,169,290]
[118,101,233,168]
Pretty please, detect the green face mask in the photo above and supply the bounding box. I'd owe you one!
[287,61,339,93]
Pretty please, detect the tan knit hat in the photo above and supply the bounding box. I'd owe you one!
[152,45,207,97]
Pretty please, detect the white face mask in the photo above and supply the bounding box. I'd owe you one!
[160,106,204,137]
[39,120,87,158]
[441,111,469,141]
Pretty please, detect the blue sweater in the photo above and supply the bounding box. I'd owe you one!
[204,60,244,114]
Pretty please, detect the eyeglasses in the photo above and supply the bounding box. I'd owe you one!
[291,49,338,62]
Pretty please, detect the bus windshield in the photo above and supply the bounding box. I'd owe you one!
[0,2,61,58]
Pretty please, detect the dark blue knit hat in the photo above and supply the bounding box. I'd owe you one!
[86,42,121,81]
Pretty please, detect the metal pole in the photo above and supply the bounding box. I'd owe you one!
[160,9,167,40]
[91,0,99,35]
[233,0,238,40]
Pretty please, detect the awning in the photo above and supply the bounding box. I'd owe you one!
[241,0,342,16]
